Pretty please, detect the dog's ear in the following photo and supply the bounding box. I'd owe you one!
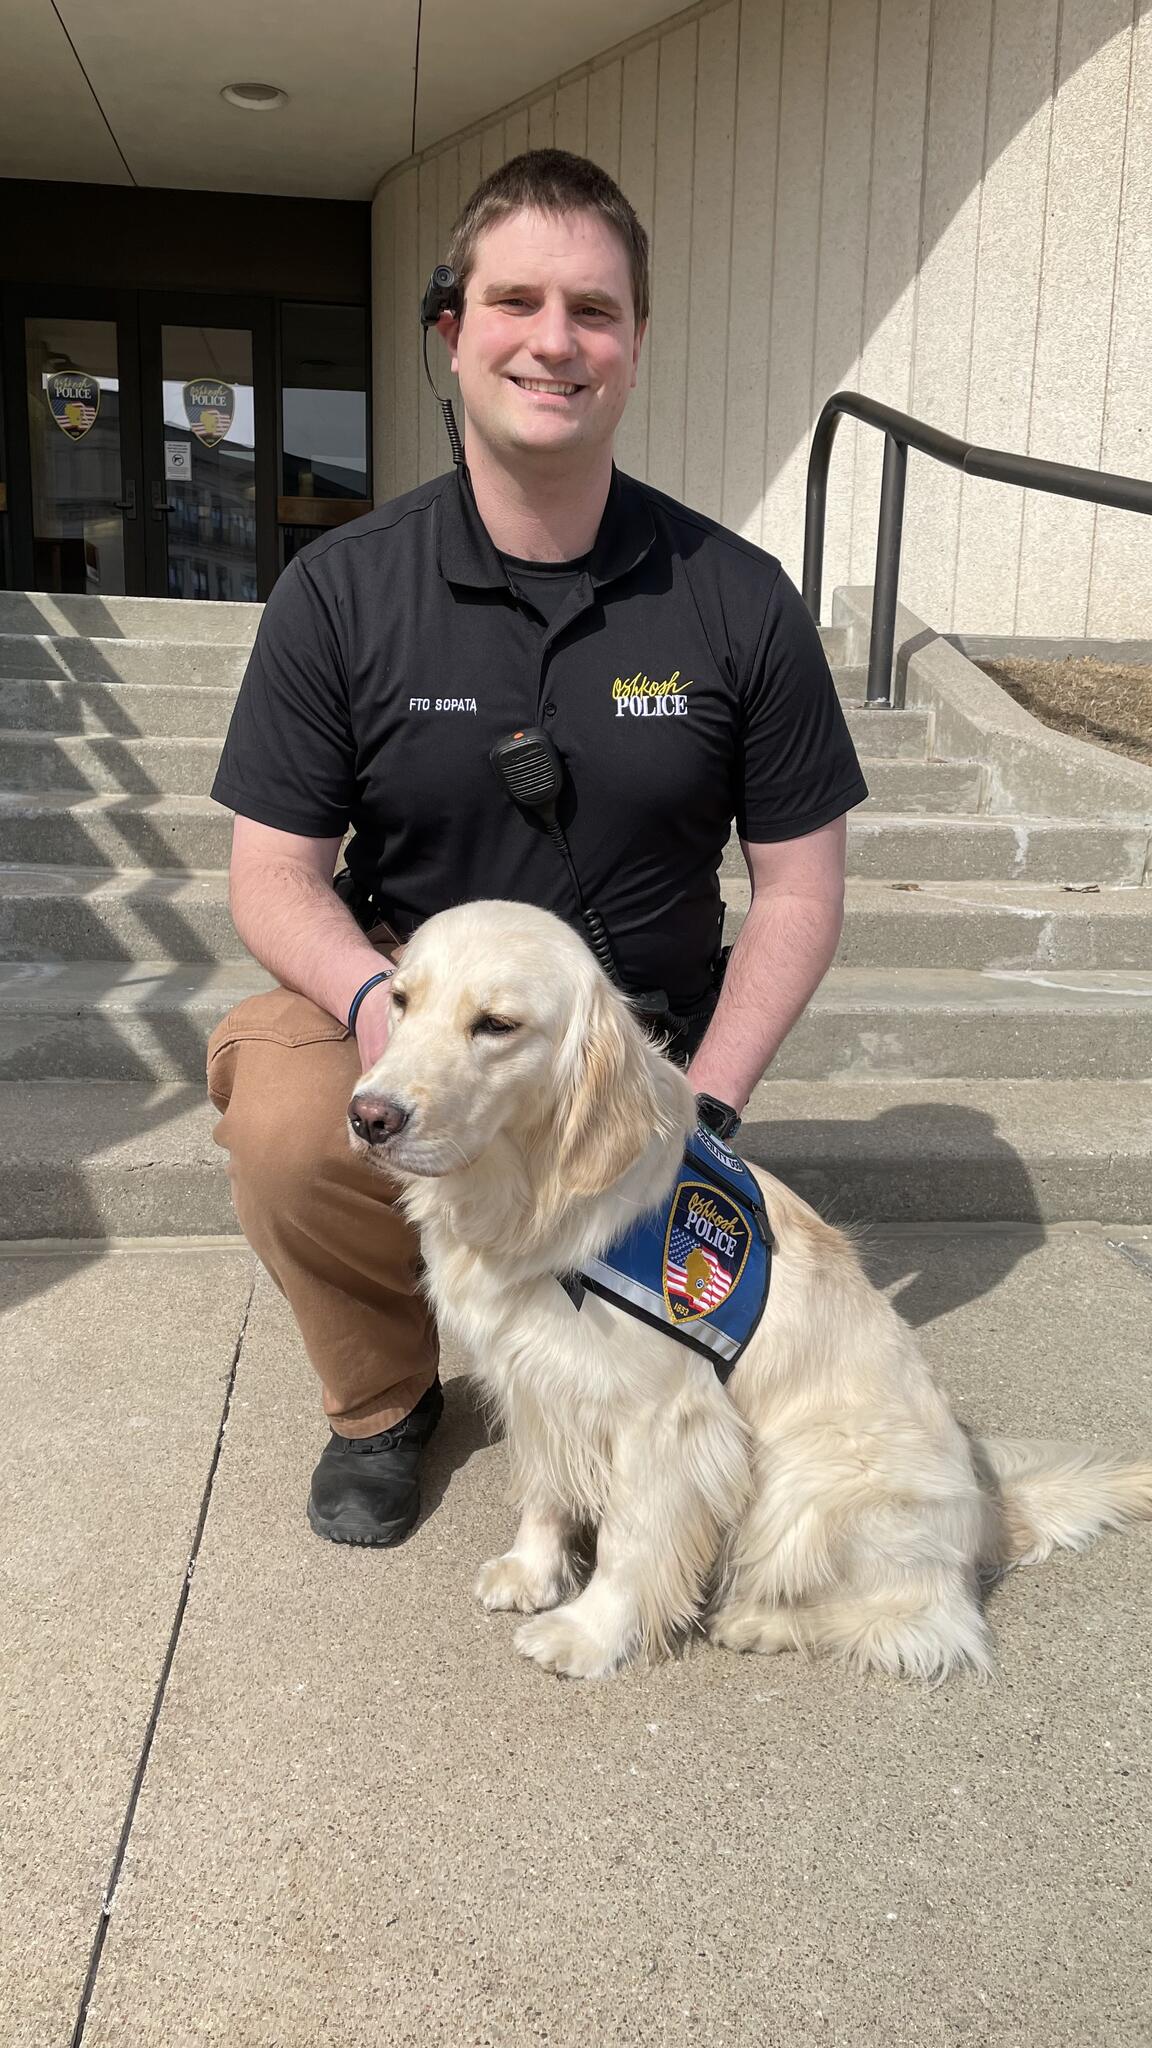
[551,978,669,1201]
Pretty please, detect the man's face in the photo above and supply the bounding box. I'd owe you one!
[444,207,645,468]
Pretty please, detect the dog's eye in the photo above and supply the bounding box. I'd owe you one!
[472,1014,519,1037]
[391,988,408,1012]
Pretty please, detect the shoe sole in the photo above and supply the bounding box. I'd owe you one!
[305,1495,420,1548]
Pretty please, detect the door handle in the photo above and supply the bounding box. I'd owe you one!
[114,479,138,517]
[151,480,175,517]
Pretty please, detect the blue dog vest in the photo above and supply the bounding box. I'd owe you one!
[560,1127,772,1382]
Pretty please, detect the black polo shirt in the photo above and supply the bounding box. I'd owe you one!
[212,464,868,1010]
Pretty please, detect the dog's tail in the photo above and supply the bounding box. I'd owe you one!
[976,1436,1152,1569]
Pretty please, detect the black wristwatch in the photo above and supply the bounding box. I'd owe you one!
[696,1093,742,1141]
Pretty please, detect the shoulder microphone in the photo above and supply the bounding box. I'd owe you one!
[489,728,668,1016]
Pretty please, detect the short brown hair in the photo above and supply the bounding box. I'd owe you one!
[446,149,650,328]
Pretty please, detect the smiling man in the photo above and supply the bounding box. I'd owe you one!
[207,151,868,1547]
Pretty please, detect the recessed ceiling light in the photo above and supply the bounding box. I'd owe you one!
[221,82,289,111]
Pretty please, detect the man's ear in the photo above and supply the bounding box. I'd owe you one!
[436,308,461,369]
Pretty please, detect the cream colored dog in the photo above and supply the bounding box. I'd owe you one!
[348,900,1152,1683]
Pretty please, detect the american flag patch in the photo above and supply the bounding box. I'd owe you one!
[666,1226,734,1309]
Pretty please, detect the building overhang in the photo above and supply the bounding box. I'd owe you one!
[0,0,680,201]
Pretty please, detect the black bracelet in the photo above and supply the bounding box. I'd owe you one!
[347,969,394,1035]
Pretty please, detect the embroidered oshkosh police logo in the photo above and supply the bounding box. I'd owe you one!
[662,1179,751,1325]
[611,669,693,718]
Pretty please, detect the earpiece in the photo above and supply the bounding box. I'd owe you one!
[420,265,460,328]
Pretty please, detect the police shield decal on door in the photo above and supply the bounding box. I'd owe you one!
[46,372,101,441]
[184,378,235,447]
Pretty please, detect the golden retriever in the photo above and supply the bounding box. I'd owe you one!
[348,900,1152,1683]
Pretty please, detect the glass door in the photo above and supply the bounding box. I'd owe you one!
[4,290,278,602]
[6,295,147,596]
[157,323,258,602]
[138,296,276,602]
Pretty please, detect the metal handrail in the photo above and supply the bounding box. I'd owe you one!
[802,391,1152,706]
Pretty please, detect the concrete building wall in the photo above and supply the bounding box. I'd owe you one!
[371,0,1152,638]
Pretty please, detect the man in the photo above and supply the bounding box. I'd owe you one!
[207,150,868,1548]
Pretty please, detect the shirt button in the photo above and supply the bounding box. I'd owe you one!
[543,703,557,718]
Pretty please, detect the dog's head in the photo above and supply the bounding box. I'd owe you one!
[348,900,692,1202]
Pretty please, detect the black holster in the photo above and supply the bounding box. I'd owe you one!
[332,865,373,925]
[635,945,730,1067]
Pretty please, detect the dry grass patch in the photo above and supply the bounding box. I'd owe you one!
[976,656,1152,768]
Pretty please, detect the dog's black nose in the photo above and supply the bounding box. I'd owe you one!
[348,1093,411,1146]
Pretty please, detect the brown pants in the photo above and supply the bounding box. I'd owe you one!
[206,987,440,1438]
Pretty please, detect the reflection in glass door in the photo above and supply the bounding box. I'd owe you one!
[158,325,258,603]
[24,315,130,594]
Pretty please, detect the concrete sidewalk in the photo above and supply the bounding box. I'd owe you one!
[3,1227,1151,2048]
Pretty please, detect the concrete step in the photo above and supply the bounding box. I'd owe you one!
[842,703,930,759]
[784,966,1152,1083]
[0,635,249,688]
[6,867,1152,972]
[0,793,233,869]
[0,1083,236,1237]
[739,1077,1152,1225]
[0,677,238,739]
[723,816,1152,886]
[0,866,249,962]
[0,590,259,643]
[857,760,983,813]
[7,794,1145,884]
[2,1076,1148,1237]
[2,959,1151,1084]
[0,959,272,1081]
[0,732,224,797]
[728,878,1152,971]
[0,734,976,813]
[834,665,871,704]
[818,626,854,667]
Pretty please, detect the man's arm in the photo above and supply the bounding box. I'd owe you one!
[684,816,847,1114]
[228,817,396,1069]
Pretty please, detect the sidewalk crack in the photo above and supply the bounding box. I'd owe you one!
[68,1276,256,2046]
[1106,1238,1152,1287]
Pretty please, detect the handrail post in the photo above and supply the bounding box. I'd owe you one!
[803,402,840,623]
[868,434,907,706]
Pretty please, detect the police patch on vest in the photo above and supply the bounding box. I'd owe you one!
[562,1128,772,1382]
[663,1178,751,1326]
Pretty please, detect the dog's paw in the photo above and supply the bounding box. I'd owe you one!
[708,1603,801,1655]
[474,1552,570,1615]
[514,1604,629,1680]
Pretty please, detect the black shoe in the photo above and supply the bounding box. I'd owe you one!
[307,1378,444,1547]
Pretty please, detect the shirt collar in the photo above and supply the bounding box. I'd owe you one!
[435,462,656,593]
